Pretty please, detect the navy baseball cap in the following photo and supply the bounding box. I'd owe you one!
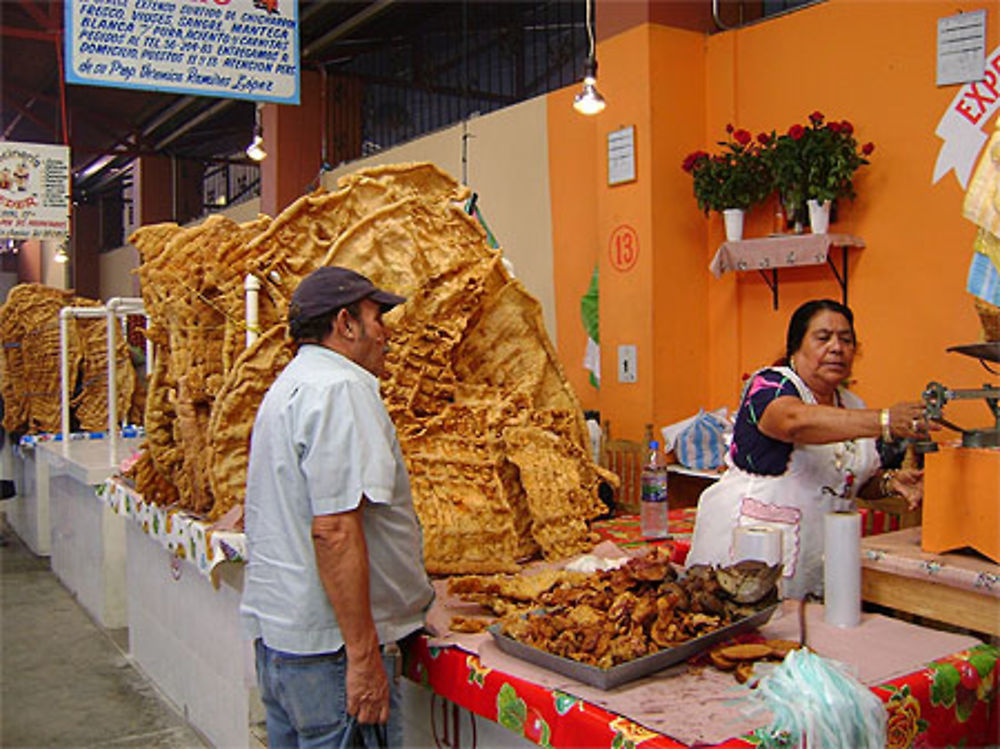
[289,266,405,322]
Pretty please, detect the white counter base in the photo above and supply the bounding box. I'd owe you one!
[7,446,49,556]
[126,521,260,749]
[41,438,141,628]
[49,471,127,628]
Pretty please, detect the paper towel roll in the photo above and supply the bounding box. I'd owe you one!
[823,511,861,627]
[733,525,783,566]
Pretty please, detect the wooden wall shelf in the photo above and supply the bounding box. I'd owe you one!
[709,233,865,309]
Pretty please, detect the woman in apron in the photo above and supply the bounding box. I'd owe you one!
[686,299,932,599]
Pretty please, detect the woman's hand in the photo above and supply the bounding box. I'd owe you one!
[886,402,939,440]
[887,468,924,510]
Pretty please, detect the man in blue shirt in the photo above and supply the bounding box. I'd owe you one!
[241,266,434,748]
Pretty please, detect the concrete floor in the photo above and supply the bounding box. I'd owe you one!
[1,522,212,749]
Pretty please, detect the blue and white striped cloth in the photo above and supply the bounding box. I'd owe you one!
[675,410,728,470]
[967,251,1000,306]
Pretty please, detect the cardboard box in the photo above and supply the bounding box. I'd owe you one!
[921,445,1000,563]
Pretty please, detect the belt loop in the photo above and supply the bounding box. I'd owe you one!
[383,641,402,683]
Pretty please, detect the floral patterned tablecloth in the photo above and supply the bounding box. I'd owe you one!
[99,476,246,586]
[862,526,1000,598]
[406,634,998,749]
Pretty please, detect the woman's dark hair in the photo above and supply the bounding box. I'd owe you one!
[288,301,361,343]
[784,299,855,362]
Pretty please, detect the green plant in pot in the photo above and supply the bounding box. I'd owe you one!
[767,111,874,231]
[682,127,774,239]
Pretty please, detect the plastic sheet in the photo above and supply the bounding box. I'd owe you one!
[744,648,887,749]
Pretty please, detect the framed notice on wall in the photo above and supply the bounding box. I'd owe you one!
[0,142,70,240]
[64,0,300,104]
[608,126,636,186]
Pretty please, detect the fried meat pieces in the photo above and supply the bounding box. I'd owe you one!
[449,550,780,670]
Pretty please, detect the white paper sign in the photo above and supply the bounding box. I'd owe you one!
[65,0,300,104]
[0,142,71,240]
[937,10,986,87]
[933,42,1000,189]
[608,126,636,185]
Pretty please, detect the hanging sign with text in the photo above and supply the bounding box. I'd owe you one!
[933,42,1000,189]
[0,142,71,240]
[65,0,300,104]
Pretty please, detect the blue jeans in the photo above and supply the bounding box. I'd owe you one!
[254,639,403,749]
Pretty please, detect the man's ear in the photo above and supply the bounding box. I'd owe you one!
[335,308,354,339]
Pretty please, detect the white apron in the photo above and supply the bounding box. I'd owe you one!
[686,367,880,599]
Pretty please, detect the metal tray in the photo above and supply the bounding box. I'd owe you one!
[488,603,778,690]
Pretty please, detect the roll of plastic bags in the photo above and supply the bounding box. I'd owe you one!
[743,648,887,749]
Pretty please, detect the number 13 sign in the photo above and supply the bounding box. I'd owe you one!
[608,224,639,272]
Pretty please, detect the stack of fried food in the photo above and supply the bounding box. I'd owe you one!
[0,283,137,435]
[707,638,803,684]
[449,552,781,670]
[127,162,615,573]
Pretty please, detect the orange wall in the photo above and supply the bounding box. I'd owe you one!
[550,0,998,442]
[550,26,710,439]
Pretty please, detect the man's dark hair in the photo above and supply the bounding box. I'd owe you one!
[785,298,856,362]
[288,301,361,343]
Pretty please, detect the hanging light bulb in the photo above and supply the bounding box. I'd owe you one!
[246,130,266,162]
[573,58,606,115]
[53,242,69,264]
[246,103,267,161]
[573,0,606,116]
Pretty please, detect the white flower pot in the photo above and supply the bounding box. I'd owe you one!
[722,208,745,241]
[807,199,831,234]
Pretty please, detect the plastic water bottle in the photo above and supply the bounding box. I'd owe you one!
[640,440,669,538]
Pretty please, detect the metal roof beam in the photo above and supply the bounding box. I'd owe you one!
[302,0,398,62]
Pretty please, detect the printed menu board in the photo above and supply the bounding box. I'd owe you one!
[65,0,299,104]
[0,142,71,240]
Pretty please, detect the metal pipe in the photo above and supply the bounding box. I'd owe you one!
[245,274,261,348]
[59,309,71,445]
[106,303,117,452]
[59,306,109,445]
[105,298,146,450]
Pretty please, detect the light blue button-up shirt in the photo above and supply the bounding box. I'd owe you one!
[240,344,433,654]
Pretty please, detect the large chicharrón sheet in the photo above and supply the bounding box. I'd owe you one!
[127,162,616,574]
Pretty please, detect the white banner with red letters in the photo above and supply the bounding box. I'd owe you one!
[933,43,1000,190]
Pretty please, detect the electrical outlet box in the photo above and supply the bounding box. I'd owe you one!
[617,345,637,383]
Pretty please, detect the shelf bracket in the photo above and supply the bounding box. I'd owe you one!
[825,245,849,307]
[758,268,779,309]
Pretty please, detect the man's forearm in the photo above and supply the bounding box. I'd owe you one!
[312,508,380,660]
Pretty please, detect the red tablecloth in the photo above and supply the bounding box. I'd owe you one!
[412,512,997,748]
[405,637,998,749]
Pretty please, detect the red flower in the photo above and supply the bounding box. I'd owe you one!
[681,150,709,172]
[733,129,752,145]
[827,121,843,133]
[757,132,771,145]
[840,120,854,135]
[788,124,805,140]
[726,123,735,133]
[809,110,825,125]
[862,142,875,155]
